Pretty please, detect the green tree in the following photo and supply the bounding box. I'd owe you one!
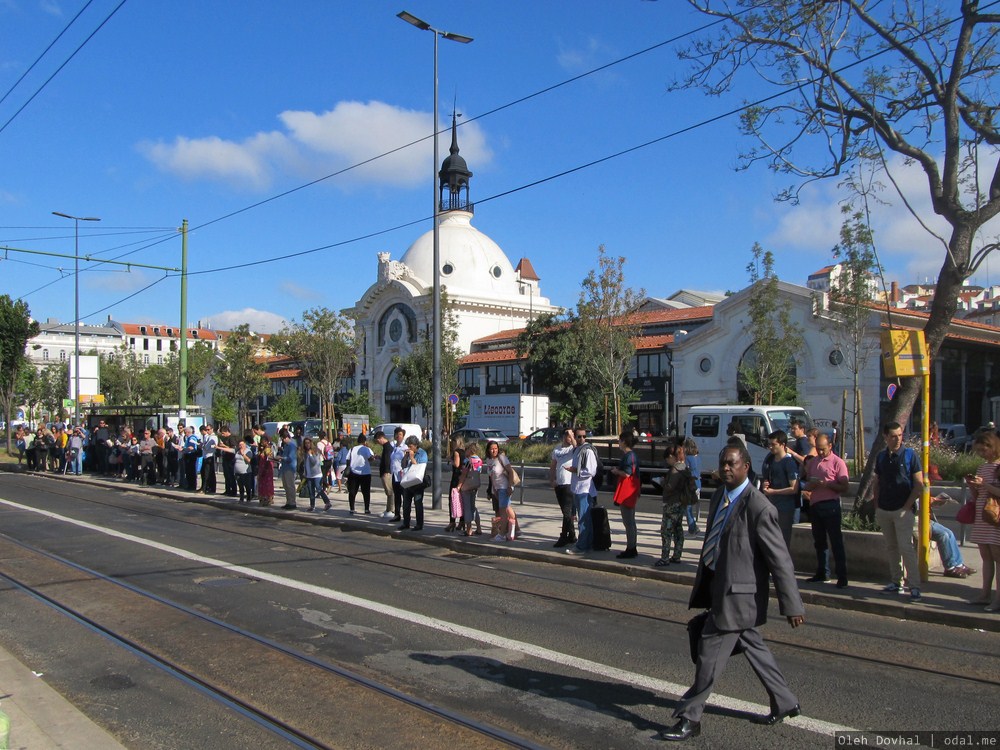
[738,244,801,406]
[15,362,44,427]
[100,344,148,405]
[38,362,69,419]
[392,292,462,419]
[143,342,217,405]
[826,206,882,483]
[211,391,237,428]
[215,324,269,430]
[273,307,356,438]
[678,0,1000,490]
[267,388,305,421]
[0,296,39,451]
[515,312,600,428]
[576,245,645,434]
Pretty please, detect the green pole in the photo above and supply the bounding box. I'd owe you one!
[179,219,188,416]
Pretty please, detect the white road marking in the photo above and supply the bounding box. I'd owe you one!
[0,497,854,737]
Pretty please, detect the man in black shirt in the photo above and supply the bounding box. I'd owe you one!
[761,430,799,550]
[216,425,239,497]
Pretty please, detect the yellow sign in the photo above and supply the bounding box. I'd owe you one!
[880,330,929,377]
[78,394,107,404]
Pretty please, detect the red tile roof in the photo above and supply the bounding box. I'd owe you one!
[265,368,301,379]
[119,322,218,340]
[515,258,540,281]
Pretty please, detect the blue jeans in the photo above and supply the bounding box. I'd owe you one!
[70,449,82,475]
[307,477,329,508]
[809,500,847,580]
[497,486,512,510]
[684,504,698,532]
[574,493,593,551]
[931,521,964,569]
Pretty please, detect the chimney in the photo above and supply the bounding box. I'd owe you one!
[890,281,899,304]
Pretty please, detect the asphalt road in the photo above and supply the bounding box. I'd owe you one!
[0,472,997,749]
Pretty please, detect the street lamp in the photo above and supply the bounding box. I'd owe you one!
[397,10,472,510]
[52,211,101,427]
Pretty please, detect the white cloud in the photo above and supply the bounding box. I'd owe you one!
[202,308,287,334]
[84,268,152,293]
[556,36,620,87]
[278,280,321,301]
[139,100,492,191]
[766,153,1000,284]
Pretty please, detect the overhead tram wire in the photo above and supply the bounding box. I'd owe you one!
[0,0,129,137]
[179,3,987,279]
[0,0,96,109]
[90,0,773,269]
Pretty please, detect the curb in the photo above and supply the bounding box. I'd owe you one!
[6,467,998,633]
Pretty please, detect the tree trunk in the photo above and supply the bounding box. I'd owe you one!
[856,225,970,506]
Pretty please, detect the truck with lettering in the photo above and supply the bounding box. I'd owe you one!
[465,394,550,440]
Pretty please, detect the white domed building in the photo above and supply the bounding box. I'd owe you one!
[345,117,558,424]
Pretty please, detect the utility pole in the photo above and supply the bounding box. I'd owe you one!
[179,219,188,418]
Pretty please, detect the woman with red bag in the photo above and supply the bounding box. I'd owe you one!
[612,431,641,560]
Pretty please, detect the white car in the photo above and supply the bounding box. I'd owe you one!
[449,427,510,445]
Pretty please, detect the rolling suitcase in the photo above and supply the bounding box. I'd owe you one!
[591,503,612,551]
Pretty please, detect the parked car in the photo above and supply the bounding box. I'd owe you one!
[938,423,972,451]
[521,427,563,445]
[373,423,423,444]
[449,427,509,445]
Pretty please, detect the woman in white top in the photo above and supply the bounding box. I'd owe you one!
[345,433,374,515]
[302,437,332,512]
[486,440,513,513]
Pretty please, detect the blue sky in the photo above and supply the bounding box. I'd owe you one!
[0,0,994,334]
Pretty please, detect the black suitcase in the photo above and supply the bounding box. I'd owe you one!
[591,504,612,551]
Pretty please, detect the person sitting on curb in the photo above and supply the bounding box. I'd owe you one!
[929,494,976,578]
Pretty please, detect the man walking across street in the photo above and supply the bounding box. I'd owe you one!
[662,444,804,742]
[874,422,924,601]
[803,434,849,588]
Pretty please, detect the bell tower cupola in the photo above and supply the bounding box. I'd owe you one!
[438,112,473,214]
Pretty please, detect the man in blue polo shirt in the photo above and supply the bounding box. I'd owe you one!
[874,422,923,602]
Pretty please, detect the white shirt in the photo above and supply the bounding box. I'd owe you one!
[390,441,406,480]
[571,443,597,497]
[552,445,574,486]
[348,445,374,476]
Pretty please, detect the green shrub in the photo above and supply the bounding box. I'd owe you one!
[928,444,982,482]
[842,512,880,532]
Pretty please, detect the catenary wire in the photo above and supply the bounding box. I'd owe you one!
[0,0,96,110]
[176,2,991,278]
[0,0,129,137]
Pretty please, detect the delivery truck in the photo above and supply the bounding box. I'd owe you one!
[465,394,550,439]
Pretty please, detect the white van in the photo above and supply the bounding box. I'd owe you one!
[262,421,291,440]
[372,423,423,444]
[683,405,813,475]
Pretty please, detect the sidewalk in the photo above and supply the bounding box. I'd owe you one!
[0,643,128,750]
[7,465,999,633]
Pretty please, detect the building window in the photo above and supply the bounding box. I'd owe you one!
[143,354,149,365]
[157,355,163,364]
[130,337,136,347]
[487,364,521,387]
[458,367,480,391]
[634,353,662,378]
[59,350,66,361]
[140,326,147,335]
[143,338,149,350]
[43,349,49,360]
[156,339,163,351]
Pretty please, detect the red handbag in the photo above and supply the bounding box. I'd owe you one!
[956,501,975,525]
[613,471,641,509]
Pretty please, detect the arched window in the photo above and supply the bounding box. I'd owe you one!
[377,303,418,346]
[737,344,797,405]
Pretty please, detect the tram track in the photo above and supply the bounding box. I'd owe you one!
[3,474,998,690]
[0,533,547,750]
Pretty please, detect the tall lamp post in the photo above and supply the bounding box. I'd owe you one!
[52,211,101,427]
[397,10,472,509]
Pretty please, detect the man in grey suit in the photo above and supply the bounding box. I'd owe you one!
[662,443,805,741]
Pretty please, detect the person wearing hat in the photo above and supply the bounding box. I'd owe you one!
[399,435,428,530]
[68,427,84,476]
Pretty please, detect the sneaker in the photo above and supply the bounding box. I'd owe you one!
[381,511,394,519]
[806,574,828,583]
[305,507,315,513]
[565,547,584,555]
[880,583,902,594]
[492,534,506,542]
[910,588,922,602]
[324,504,332,512]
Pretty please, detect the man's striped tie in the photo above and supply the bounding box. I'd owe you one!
[701,493,731,570]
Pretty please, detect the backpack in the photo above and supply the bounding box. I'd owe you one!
[876,447,918,510]
[583,445,606,490]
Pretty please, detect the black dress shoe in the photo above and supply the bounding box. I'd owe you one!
[752,704,801,725]
[836,578,849,589]
[806,574,827,583]
[553,538,569,548]
[413,524,424,530]
[398,524,410,530]
[661,718,700,741]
